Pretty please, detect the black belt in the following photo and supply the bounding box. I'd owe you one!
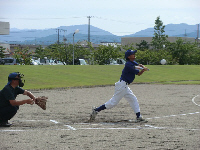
[120,79,129,85]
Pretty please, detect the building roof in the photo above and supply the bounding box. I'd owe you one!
[121,37,197,46]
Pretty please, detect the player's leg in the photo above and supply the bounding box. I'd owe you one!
[124,87,147,122]
[98,81,126,110]
[124,87,140,113]
[0,106,19,127]
[90,81,126,121]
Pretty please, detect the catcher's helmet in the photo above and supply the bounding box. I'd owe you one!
[7,72,25,87]
[125,49,137,60]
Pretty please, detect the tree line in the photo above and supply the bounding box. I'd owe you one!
[1,16,199,65]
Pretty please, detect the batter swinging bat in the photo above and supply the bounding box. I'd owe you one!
[135,66,150,71]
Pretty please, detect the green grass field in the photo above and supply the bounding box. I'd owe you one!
[0,65,200,90]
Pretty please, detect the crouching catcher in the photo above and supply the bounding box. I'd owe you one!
[0,72,48,127]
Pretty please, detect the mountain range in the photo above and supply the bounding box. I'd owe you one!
[0,23,199,45]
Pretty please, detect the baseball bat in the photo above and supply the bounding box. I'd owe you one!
[135,66,150,71]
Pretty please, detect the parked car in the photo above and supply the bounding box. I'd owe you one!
[68,59,88,65]
[38,58,51,65]
[105,58,126,65]
[31,59,43,65]
[109,59,119,65]
[49,60,65,65]
[34,60,42,65]
[116,58,126,65]
[79,59,88,65]
[105,59,119,65]
[2,58,20,65]
[0,58,5,65]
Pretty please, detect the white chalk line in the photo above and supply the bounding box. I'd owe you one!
[144,125,200,131]
[1,95,200,132]
[192,95,200,106]
[50,120,59,124]
[63,125,76,130]
[1,125,200,132]
[50,119,76,130]
[1,110,200,132]
[146,111,200,120]
[0,129,71,132]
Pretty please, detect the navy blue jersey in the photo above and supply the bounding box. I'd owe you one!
[120,61,140,84]
[0,85,24,108]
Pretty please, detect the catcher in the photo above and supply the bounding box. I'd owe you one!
[0,72,47,127]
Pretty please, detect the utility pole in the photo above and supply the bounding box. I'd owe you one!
[87,16,92,44]
[197,24,199,46]
[87,16,93,65]
[56,29,60,44]
[56,29,67,44]
[184,29,187,37]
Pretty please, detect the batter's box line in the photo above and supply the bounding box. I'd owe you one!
[50,120,76,130]
[11,119,77,130]
[145,124,200,131]
[146,112,200,120]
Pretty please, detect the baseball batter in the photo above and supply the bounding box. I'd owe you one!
[90,49,148,122]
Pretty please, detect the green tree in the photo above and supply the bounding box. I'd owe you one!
[0,46,5,58]
[84,42,95,65]
[34,45,48,59]
[136,49,173,65]
[43,43,91,65]
[136,40,149,50]
[93,45,120,65]
[151,16,168,50]
[190,46,200,64]
[14,47,32,65]
[167,38,199,65]
[136,50,152,65]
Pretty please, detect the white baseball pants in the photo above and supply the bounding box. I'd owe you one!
[105,80,140,113]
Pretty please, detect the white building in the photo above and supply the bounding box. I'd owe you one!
[0,22,10,57]
[0,42,10,57]
[100,42,121,47]
[0,22,10,35]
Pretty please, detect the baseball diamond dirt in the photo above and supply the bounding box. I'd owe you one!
[0,84,200,150]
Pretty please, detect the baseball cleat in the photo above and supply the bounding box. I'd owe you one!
[89,107,98,122]
[135,116,148,123]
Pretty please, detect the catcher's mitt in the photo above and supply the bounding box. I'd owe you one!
[35,96,48,110]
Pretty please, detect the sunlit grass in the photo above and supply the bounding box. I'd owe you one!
[0,65,199,90]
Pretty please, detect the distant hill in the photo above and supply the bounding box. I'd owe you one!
[1,24,119,44]
[0,23,198,45]
[127,23,198,37]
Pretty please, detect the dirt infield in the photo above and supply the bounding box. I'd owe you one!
[0,84,200,150]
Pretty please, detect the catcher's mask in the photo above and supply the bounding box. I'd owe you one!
[7,72,25,87]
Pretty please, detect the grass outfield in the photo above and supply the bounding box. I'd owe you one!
[0,65,200,90]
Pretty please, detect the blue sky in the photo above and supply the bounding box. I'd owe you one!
[0,0,200,36]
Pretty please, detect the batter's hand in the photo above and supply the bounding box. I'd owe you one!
[142,67,149,71]
[138,64,145,68]
[138,64,149,71]
[135,66,150,71]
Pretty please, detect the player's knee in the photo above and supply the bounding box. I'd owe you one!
[105,102,118,109]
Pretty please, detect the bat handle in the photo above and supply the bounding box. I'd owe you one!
[135,66,150,71]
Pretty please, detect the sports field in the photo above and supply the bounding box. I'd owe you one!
[0,84,199,150]
[0,65,200,90]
